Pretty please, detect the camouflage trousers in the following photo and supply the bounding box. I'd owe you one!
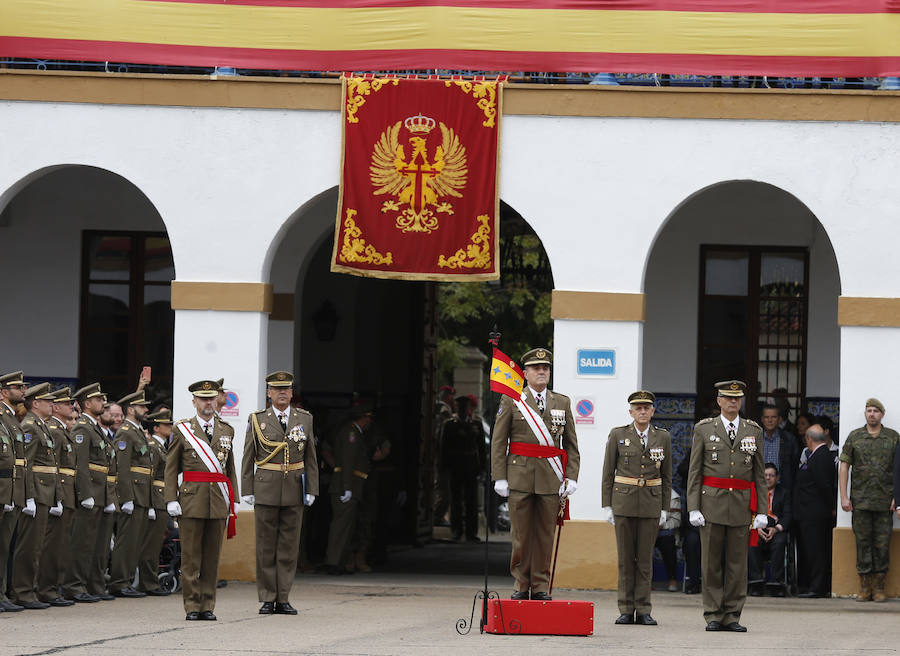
[852,509,893,574]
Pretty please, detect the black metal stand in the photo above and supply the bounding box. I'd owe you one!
[456,325,502,635]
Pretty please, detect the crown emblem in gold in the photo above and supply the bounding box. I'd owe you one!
[536,350,546,359]
[404,113,436,134]
[730,382,739,390]
[202,382,212,390]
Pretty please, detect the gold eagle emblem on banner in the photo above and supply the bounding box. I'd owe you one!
[370,114,467,234]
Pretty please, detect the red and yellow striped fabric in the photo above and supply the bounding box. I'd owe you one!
[0,0,898,75]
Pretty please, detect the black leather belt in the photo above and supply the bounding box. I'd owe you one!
[0,469,13,479]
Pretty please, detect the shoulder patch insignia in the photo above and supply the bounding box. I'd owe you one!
[496,406,503,417]
[24,433,32,443]
[75,435,84,444]
[118,440,127,451]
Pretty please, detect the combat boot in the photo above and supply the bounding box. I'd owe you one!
[354,551,372,573]
[856,574,873,601]
[872,573,887,602]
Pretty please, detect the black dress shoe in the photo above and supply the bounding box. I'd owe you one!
[797,591,823,598]
[705,621,722,631]
[510,591,529,600]
[199,610,217,621]
[615,613,635,625]
[259,601,275,614]
[48,597,75,607]
[324,564,343,576]
[1,600,24,611]
[531,592,552,601]
[21,601,50,610]
[185,611,200,621]
[97,593,115,601]
[72,593,100,603]
[635,614,657,625]
[113,587,146,598]
[146,589,170,596]
[275,602,298,615]
[724,622,747,632]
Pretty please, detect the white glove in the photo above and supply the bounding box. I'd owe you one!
[601,506,615,526]
[23,498,36,517]
[304,494,316,506]
[753,513,768,530]
[49,501,63,517]
[559,479,578,498]
[689,510,705,527]
[121,501,134,515]
[3,504,14,512]
[241,495,255,506]
[81,496,95,510]
[148,508,156,520]
[167,501,182,517]
[659,511,667,527]
[103,503,116,514]
[340,490,352,503]
[493,479,510,498]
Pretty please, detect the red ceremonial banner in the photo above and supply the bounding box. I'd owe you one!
[331,76,501,281]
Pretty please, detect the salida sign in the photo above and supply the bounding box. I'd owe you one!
[577,349,616,377]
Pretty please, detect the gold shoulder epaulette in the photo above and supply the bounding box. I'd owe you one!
[697,417,714,425]
[744,418,761,428]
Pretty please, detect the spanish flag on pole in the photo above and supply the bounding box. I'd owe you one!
[490,348,525,400]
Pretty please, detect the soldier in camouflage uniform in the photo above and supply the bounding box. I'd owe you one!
[839,398,899,602]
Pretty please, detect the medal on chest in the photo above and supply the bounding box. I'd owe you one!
[217,435,232,464]
[287,424,307,444]
[649,447,665,469]
[740,436,756,465]
[549,409,565,436]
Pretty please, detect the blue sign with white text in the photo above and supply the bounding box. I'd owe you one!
[577,349,616,376]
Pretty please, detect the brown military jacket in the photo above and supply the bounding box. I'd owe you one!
[148,436,167,511]
[241,406,319,506]
[0,420,15,506]
[328,420,369,497]
[71,414,111,505]
[21,411,60,507]
[687,415,766,527]
[114,420,152,508]
[1,401,32,505]
[491,389,580,495]
[101,426,119,508]
[47,416,77,510]
[602,423,673,518]
[165,416,238,519]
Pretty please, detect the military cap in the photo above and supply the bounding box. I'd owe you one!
[521,348,552,367]
[118,390,150,407]
[189,380,220,398]
[24,382,53,400]
[715,380,747,397]
[0,371,25,388]
[146,408,173,424]
[51,387,74,403]
[628,390,656,405]
[215,378,225,392]
[266,371,294,388]
[865,398,885,413]
[74,382,104,402]
[349,400,375,419]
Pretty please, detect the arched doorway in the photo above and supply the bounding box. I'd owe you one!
[0,165,173,403]
[642,179,841,471]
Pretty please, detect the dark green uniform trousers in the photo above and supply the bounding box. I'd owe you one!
[11,503,49,604]
[38,510,74,601]
[0,508,20,601]
[137,511,168,592]
[509,491,559,595]
[89,510,117,596]
[700,522,749,624]
[614,515,659,615]
[327,495,358,568]
[255,504,303,602]
[109,508,150,592]
[179,517,226,613]
[62,506,99,598]
[852,509,893,574]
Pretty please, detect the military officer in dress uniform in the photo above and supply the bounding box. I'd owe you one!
[687,380,767,632]
[37,388,79,607]
[166,380,238,621]
[241,371,318,614]
[0,371,31,612]
[491,348,580,601]
[11,383,62,609]
[108,390,152,598]
[137,408,172,595]
[62,383,109,603]
[92,396,121,601]
[325,402,374,575]
[602,391,672,625]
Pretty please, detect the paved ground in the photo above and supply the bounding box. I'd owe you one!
[3,542,900,655]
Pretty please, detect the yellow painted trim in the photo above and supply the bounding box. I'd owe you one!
[217,510,256,582]
[1,71,899,124]
[832,526,900,598]
[4,2,899,55]
[554,520,618,590]
[551,290,646,322]
[838,296,900,327]
[171,281,273,313]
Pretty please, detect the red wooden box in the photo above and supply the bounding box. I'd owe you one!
[484,599,594,636]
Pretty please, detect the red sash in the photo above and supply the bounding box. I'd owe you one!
[702,476,758,546]
[509,442,570,525]
[184,471,237,539]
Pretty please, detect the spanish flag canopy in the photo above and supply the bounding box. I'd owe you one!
[490,348,526,400]
[1,0,898,76]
